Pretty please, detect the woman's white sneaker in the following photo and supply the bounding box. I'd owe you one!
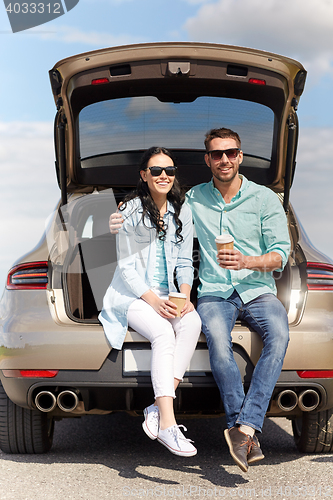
[142,404,159,440]
[157,425,197,457]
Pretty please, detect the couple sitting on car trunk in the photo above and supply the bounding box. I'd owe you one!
[99,127,290,473]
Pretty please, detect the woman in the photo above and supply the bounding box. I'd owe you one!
[99,147,201,457]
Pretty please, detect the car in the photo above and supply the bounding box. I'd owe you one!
[1,42,333,455]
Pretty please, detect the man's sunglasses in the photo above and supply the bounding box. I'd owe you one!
[207,148,240,161]
[147,166,177,176]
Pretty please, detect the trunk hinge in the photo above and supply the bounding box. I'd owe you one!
[57,110,68,208]
[56,110,68,231]
[283,112,298,213]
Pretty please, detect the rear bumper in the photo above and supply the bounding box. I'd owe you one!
[1,345,333,418]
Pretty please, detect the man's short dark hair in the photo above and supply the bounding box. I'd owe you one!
[204,128,241,151]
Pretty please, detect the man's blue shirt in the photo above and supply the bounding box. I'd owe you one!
[185,175,291,303]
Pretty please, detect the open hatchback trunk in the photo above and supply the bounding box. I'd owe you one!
[48,42,307,321]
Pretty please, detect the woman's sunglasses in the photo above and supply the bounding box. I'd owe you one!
[147,166,177,176]
[207,148,240,161]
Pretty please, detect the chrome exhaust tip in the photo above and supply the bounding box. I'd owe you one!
[298,389,320,412]
[35,391,57,412]
[57,390,79,412]
[276,389,298,411]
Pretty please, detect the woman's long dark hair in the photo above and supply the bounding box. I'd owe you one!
[121,147,185,243]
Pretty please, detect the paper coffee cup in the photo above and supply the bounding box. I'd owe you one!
[215,234,234,250]
[168,292,187,317]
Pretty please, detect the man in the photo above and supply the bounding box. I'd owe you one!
[110,128,290,472]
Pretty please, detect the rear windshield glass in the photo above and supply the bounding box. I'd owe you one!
[79,96,274,163]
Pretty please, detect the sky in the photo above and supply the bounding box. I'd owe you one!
[0,0,333,288]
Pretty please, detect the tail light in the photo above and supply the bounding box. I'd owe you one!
[306,262,333,290]
[7,261,48,290]
[2,370,58,378]
[297,370,333,378]
[248,78,266,85]
[91,78,109,85]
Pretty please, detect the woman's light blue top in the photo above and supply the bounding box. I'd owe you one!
[151,236,169,288]
[98,197,194,349]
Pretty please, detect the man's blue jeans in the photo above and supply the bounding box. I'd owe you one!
[197,291,289,432]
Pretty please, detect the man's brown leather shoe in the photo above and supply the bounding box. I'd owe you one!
[224,427,252,472]
[247,434,265,464]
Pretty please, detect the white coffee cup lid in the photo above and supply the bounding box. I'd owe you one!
[169,292,187,298]
[215,234,234,244]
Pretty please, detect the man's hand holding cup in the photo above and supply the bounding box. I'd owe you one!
[216,234,246,270]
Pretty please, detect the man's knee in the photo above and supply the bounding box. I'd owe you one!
[198,300,226,333]
[265,315,289,354]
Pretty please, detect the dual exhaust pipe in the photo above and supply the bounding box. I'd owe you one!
[35,390,79,413]
[36,387,320,413]
[276,389,320,412]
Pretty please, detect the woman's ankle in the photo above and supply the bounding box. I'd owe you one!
[156,396,176,430]
[159,419,177,431]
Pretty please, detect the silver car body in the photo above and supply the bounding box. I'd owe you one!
[0,43,332,454]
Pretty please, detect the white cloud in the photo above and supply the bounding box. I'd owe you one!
[184,0,333,80]
[31,25,143,46]
[290,127,333,262]
[0,121,60,287]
